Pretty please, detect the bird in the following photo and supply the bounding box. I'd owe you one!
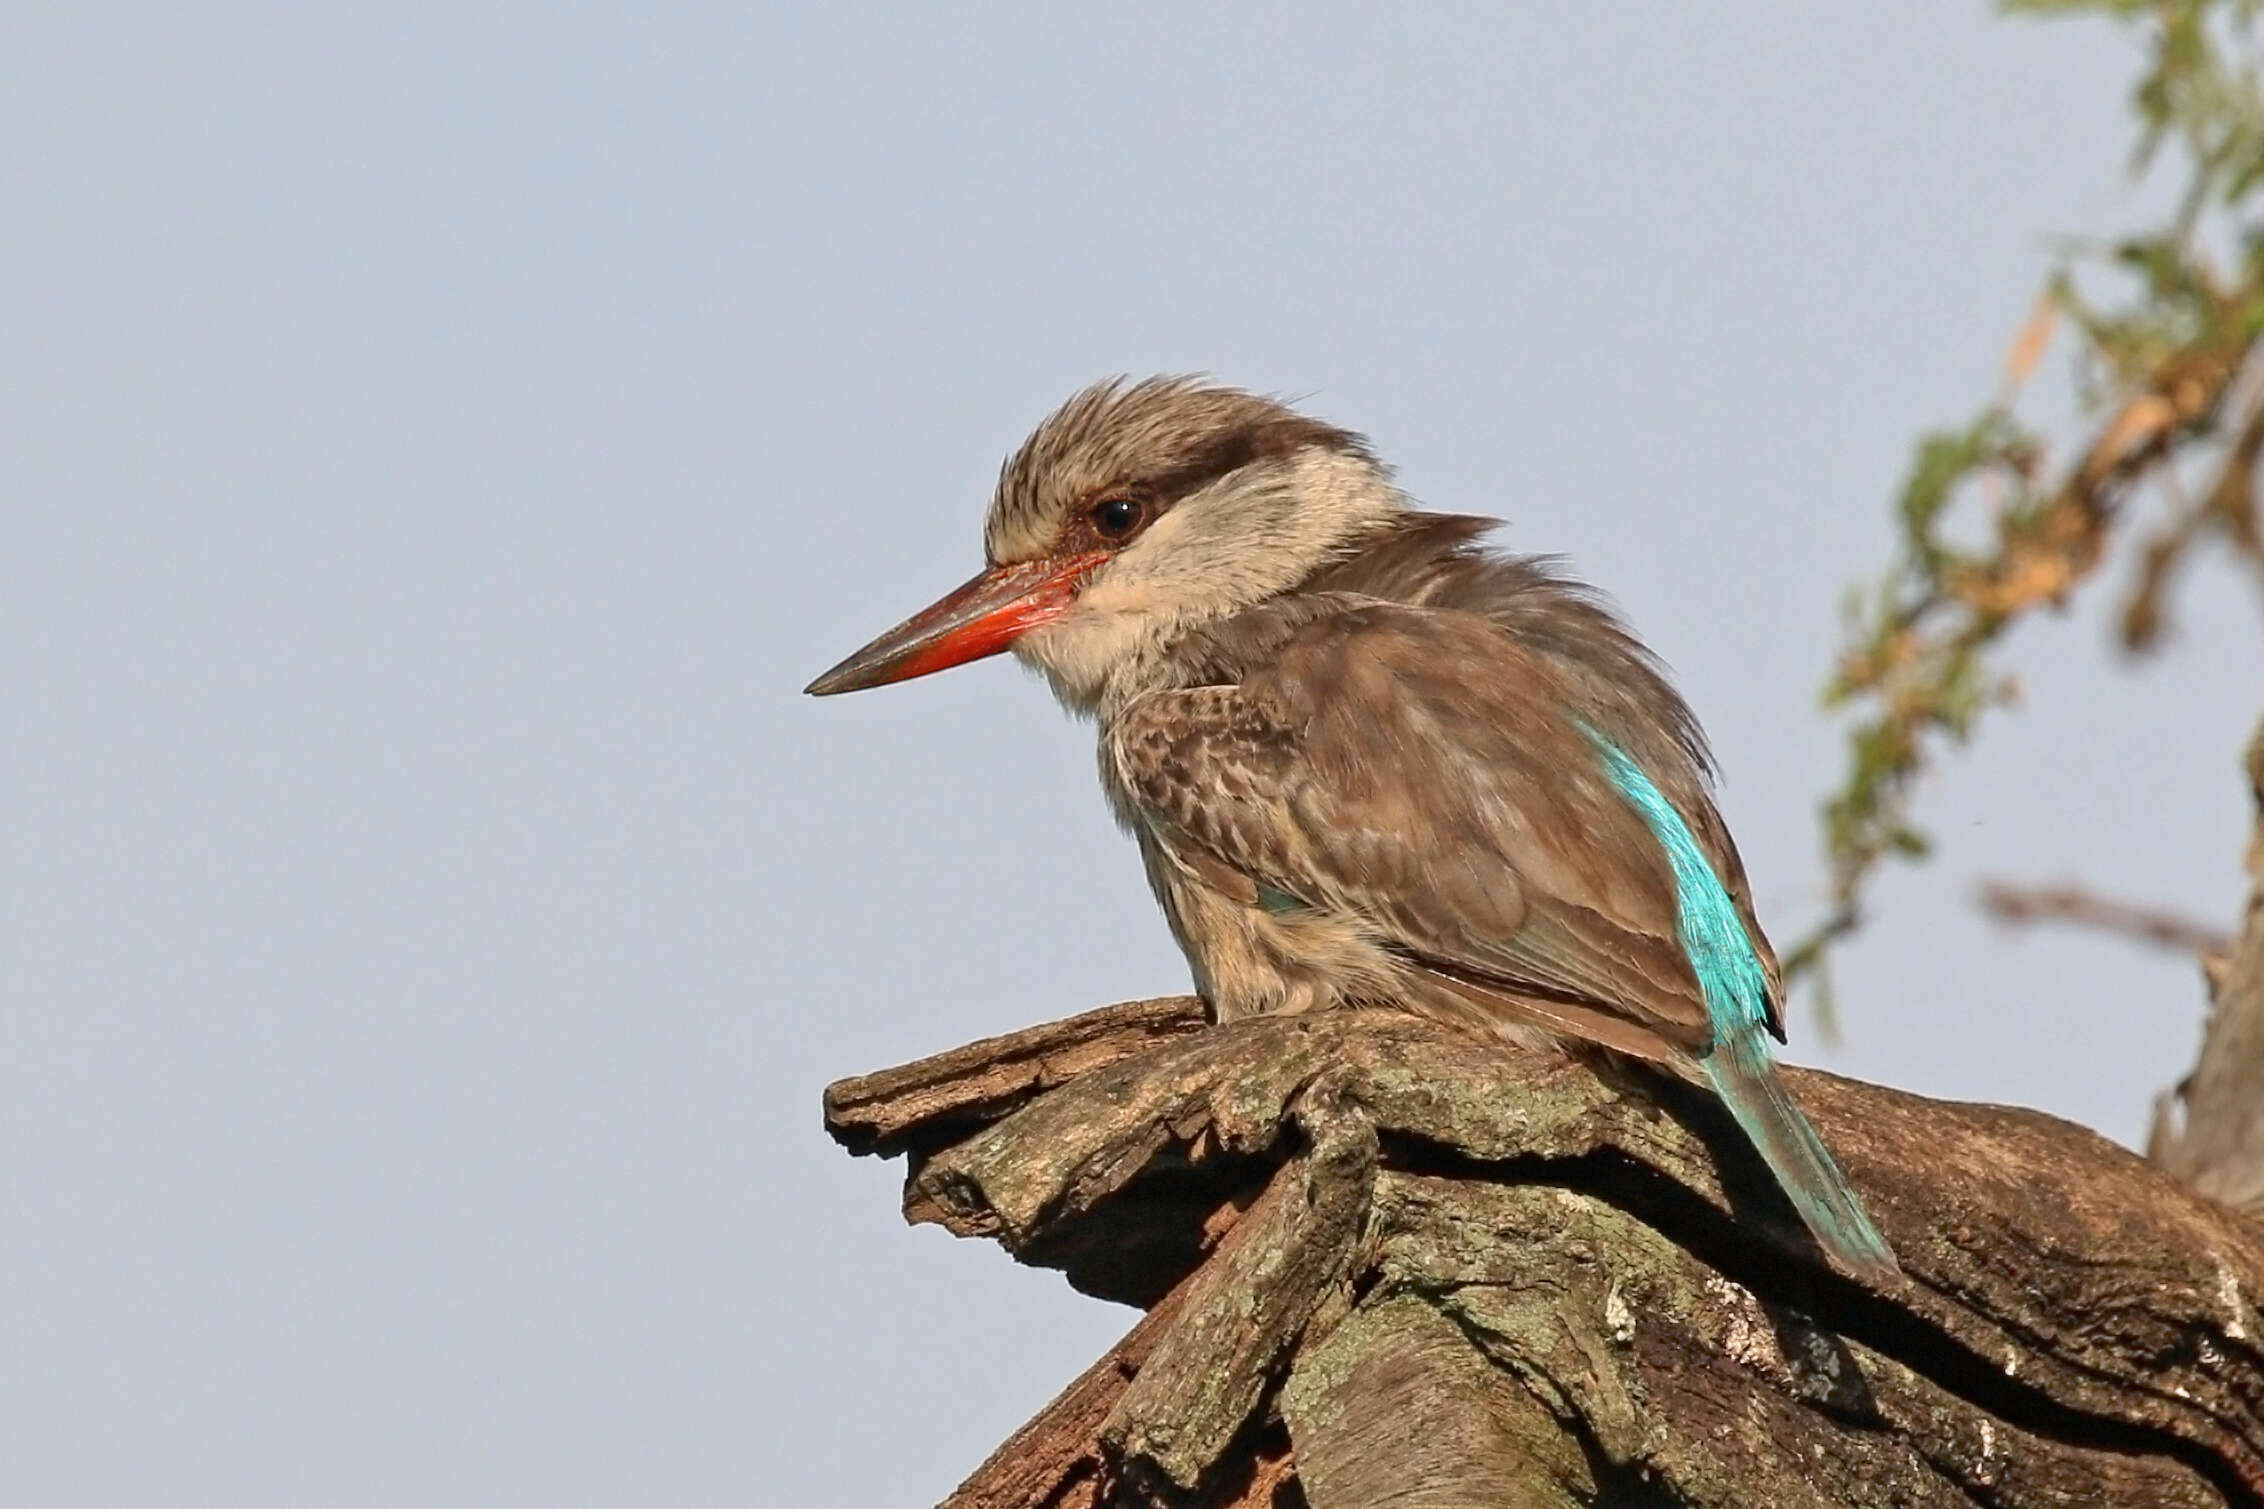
[805,376,1899,1284]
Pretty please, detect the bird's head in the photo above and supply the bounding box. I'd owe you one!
[805,376,1399,713]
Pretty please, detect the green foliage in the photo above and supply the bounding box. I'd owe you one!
[1794,0,2264,994]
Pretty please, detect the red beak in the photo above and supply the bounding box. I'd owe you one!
[803,554,1106,696]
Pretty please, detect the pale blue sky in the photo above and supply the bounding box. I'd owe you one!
[6,5,2261,1505]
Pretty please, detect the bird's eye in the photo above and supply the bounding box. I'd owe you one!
[1091,496,1145,541]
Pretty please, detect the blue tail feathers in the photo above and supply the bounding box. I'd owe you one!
[1586,729,1899,1282]
[1701,1028,1899,1283]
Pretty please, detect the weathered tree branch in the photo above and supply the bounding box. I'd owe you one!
[826,1001,2264,1507]
[2153,716,2264,1211]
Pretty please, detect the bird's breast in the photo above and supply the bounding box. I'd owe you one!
[1122,815,1402,1021]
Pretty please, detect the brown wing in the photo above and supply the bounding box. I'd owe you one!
[1298,513,1787,1038]
[1112,604,1736,1051]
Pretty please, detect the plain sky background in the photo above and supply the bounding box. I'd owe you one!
[7,5,2264,1505]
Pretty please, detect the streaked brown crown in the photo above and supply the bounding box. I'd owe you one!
[985,376,1376,564]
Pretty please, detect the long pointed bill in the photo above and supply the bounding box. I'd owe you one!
[803,554,1106,696]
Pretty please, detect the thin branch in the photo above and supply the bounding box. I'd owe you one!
[1976,876,2232,957]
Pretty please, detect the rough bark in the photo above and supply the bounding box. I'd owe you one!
[2154,716,2264,1211]
[826,999,2264,1508]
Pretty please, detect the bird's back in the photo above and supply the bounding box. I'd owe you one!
[1112,511,1784,1052]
